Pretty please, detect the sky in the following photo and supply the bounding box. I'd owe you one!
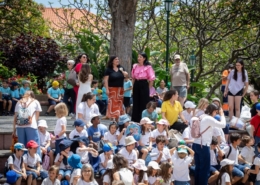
[35,0,94,7]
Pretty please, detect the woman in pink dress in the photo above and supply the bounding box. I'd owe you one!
[131,52,155,122]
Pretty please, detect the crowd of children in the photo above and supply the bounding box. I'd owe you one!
[4,84,260,185]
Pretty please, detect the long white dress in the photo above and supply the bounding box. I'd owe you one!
[76,74,92,118]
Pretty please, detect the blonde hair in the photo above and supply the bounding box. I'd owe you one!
[48,165,59,176]
[54,103,68,118]
[197,98,209,110]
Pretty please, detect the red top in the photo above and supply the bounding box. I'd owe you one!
[251,114,260,137]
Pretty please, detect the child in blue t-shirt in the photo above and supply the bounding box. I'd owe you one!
[10,81,20,115]
[0,80,12,116]
[19,80,30,97]
[142,101,158,124]
[92,80,106,115]
[88,114,104,146]
[46,81,61,116]
[123,75,133,114]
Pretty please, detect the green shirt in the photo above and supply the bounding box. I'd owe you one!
[65,70,73,89]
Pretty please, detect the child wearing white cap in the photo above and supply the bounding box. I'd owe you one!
[133,159,148,184]
[147,161,160,185]
[38,120,54,166]
[183,101,196,123]
[217,159,234,185]
[151,119,169,147]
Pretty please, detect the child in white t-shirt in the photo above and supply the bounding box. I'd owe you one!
[138,117,153,160]
[239,135,255,165]
[217,159,234,185]
[151,135,171,165]
[247,142,260,185]
[133,159,148,184]
[213,115,227,148]
[52,103,68,155]
[183,101,196,123]
[38,120,54,166]
[7,143,27,185]
[117,114,130,149]
[102,160,114,185]
[104,122,119,145]
[147,161,160,185]
[151,119,169,147]
[182,126,194,147]
[171,145,194,184]
[158,162,173,185]
[69,119,88,139]
[68,154,82,185]
[100,143,114,175]
[41,165,60,185]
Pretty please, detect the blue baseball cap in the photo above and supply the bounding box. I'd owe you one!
[14,143,28,151]
[103,143,117,152]
[214,114,221,121]
[74,119,85,127]
[11,81,19,86]
[118,114,130,125]
[68,154,82,169]
[73,136,89,146]
[256,103,260,111]
[59,140,73,151]
[6,170,17,184]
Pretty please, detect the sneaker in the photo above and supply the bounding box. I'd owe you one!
[6,112,10,116]
[2,111,5,116]
[45,112,49,116]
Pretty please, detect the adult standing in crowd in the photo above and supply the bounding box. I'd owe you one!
[64,60,76,117]
[192,104,226,185]
[170,54,190,106]
[76,63,92,118]
[131,53,155,122]
[12,91,42,155]
[104,56,127,121]
[221,64,234,116]
[224,58,249,120]
[161,89,187,133]
[73,54,89,110]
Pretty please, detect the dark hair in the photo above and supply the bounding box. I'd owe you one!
[2,80,8,84]
[107,56,118,68]
[159,162,171,183]
[81,92,95,102]
[147,166,158,177]
[217,166,232,185]
[156,135,166,144]
[233,58,246,82]
[138,52,151,66]
[251,90,259,97]
[75,54,88,65]
[146,101,156,109]
[92,80,98,86]
[205,103,219,115]
[211,136,218,145]
[134,169,145,183]
[257,142,260,148]
[109,122,118,132]
[79,63,91,83]
[102,169,113,184]
[230,133,241,143]
[112,181,125,185]
[241,135,251,144]
[118,124,125,132]
[163,89,178,101]
[112,154,129,171]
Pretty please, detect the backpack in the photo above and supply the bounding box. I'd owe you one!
[42,154,50,171]
[5,154,23,176]
[16,99,35,126]
[190,115,210,138]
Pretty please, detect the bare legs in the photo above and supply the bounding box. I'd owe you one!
[228,95,242,120]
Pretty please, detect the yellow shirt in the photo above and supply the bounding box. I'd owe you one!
[161,100,183,125]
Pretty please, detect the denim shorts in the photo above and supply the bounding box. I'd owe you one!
[174,181,190,185]
[232,164,249,177]
[59,169,72,178]
[48,99,59,105]
[172,86,187,97]
[210,165,220,174]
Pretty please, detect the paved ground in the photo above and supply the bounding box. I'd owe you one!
[0,116,111,133]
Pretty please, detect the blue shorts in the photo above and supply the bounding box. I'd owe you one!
[210,165,220,174]
[2,94,11,101]
[137,145,149,152]
[174,181,190,185]
[48,99,60,105]
[59,169,72,178]
[232,164,250,177]
[172,86,187,98]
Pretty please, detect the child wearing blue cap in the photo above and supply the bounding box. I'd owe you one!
[68,154,82,185]
[7,143,27,185]
[99,143,114,175]
[69,119,88,139]
[116,114,130,149]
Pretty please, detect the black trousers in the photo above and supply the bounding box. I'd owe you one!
[132,80,149,122]
[63,88,76,113]
[169,121,188,133]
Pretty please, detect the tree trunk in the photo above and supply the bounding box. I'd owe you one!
[108,0,138,74]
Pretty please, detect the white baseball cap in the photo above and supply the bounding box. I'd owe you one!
[132,159,147,171]
[140,117,153,125]
[148,161,160,170]
[38,120,48,128]
[174,54,181,60]
[220,159,235,168]
[184,101,196,109]
[156,119,169,126]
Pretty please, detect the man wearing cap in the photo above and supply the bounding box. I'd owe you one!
[46,81,62,115]
[170,54,190,106]
[221,64,234,116]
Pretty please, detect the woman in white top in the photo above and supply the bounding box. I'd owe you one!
[224,58,249,120]
[112,154,134,185]
[191,103,226,185]
[77,164,98,185]
[76,63,92,118]
[12,91,42,155]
